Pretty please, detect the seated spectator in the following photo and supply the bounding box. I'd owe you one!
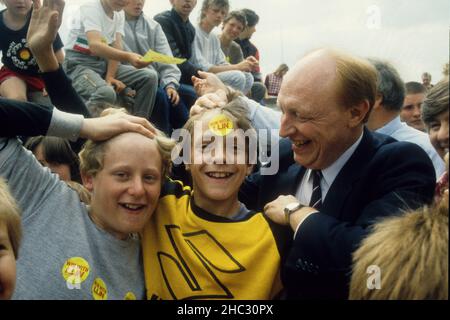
[0,177,22,300]
[219,10,267,103]
[142,94,289,300]
[264,64,289,97]
[0,0,64,103]
[25,136,81,183]
[63,0,158,119]
[400,81,427,131]
[421,72,433,90]
[123,0,195,135]
[154,0,201,86]
[367,59,445,178]
[349,192,448,300]
[189,0,256,94]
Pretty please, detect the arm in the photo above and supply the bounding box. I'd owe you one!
[27,0,90,118]
[104,34,126,93]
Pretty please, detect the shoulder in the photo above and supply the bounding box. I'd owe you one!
[154,10,171,23]
[160,178,192,199]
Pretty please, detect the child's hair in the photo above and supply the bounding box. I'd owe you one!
[200,0,230,20]
[349,197,449,300]
[222,10,247,28]
[181,91,257,163]
[79,108,175,181]
[25,136,81,183]
[0,178,22,260]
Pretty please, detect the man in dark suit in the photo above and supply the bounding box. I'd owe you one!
[189,48,436,299]
[238,49,436,299]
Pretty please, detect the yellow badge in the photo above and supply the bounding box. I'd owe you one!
[141,49,186,64]
[92,277,108,300]
[19,48,31,61]
[124,292,136,300]
[208,114,234,136]
[61,257,90,287]
[101,37,108,44]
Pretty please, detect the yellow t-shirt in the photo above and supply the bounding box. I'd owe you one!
[142,179,289,300]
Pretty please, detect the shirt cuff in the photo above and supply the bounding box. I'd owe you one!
[47,108,84,142]
[293,211,318,239]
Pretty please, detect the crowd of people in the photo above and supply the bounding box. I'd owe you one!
[0,0,448,300]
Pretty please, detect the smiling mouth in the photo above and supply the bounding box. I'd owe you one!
[205,172,234,179]
[294,140,311,148]
[119,203,146,211]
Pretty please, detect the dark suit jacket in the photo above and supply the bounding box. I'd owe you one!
[239,128,436,299]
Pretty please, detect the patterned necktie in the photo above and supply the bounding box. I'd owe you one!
[309,170,322,210]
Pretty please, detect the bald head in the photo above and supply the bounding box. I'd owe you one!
[281,49,378,121]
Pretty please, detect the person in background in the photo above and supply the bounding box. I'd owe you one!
[0,0,64,103]
[154,0,201,86]
[400,81,427,132]
[264,64,289,97]
[366,59,445,179]
[421,72,433,90]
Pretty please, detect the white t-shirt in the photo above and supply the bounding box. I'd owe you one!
[64,0,125,54]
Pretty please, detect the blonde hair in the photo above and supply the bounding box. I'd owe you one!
[0,178,22,259]
[332,50,378,122]
[79,108,175,180]
[349,198,449,300]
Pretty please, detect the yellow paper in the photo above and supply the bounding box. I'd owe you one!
[141,49,186,64]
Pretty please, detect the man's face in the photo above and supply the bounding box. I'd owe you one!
[170,0,197,20]
[278,54,363,170]
[187,112,253,206]
[422,76,431,87]
[401,93,426,131]
[124,0,145,17]
[427,110,449,159]
[83,133,162,240]
[222,17,245,41]
[203,5,228,28]
[0,221,16,300]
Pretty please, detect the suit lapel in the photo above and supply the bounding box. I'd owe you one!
[321,129,377,219]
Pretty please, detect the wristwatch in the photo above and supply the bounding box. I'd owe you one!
[284,202,305,224]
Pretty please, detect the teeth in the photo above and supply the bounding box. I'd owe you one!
[122,204,143,210]
[206,172,233,179]
[294,140,309,147]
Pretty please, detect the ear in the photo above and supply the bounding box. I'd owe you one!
[81,172,95,192]
[372,93,383,111]
[348,100,370,128]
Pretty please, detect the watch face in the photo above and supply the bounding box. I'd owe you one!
[286,202,300,211]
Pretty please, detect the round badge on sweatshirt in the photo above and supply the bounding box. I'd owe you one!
[124,292,136,300]
[61,257,90,288]
[92,277,108,300]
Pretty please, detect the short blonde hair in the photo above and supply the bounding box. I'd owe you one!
[0,178,22,259]
[349,199,448,300]
[332,50,378,122]
[79,108,175,180]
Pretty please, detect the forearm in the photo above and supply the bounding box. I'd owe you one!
[208,64,237,74]
[89,41,129,63]
[33,44,59,72]
[106,60,120,80]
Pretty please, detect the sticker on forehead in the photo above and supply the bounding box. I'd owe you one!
[208,114,234,136]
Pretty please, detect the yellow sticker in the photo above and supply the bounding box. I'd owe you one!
[141,49,186,64]
[101,37,108,44]
[124,292,136,300]
[92,277,108,300]
[19,48,31,61]
[61,257,90,286]
[208,114,234,136]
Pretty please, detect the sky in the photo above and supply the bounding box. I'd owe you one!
[2,0,449,83]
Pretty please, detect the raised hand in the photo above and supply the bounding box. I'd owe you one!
[191,71,228,97]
